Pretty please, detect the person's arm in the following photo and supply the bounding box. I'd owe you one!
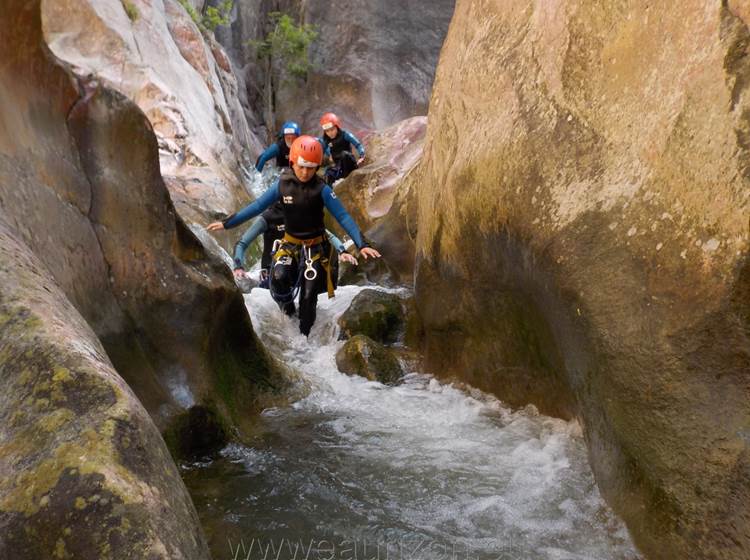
[222,182,280,229]
[324,229,346,253]
[233,217,268,269]
[255,144,280,172]
[321,186,366,248]
[343,131,365,158]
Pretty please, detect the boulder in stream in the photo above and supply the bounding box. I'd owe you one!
[335,335,404,385]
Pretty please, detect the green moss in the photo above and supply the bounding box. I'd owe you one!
[38,408,74,432]
[120,0,139,22]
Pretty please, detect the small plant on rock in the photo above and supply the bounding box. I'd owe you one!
[121,0,139,22]
[203,0,233,32]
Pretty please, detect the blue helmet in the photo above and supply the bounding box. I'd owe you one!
[280,121,301,137]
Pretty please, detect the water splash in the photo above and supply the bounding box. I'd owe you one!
[183,285,641,560]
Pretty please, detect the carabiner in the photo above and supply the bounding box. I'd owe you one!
[304,257,317,281]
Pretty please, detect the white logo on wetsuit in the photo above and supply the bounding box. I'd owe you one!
[329,191,337,199]
[276,224,285,231]
[283,196,293,204]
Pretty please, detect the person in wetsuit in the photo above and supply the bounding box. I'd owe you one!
[255,121,301,172]
[208,135,380,335]
[232,201,356,289]
[319,112,365,185]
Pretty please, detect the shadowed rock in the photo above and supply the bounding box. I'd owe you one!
[337,290,405,344]
[0,222,210,558]
[412,1,750,558]
[0,0,283,555]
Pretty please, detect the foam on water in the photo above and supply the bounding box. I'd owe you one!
[184,285,641,560]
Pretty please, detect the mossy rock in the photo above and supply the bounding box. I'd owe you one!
[337,289,405,343]
[335,335,403,384]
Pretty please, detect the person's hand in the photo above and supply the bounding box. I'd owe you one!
[360,247,381,260]
[207,221,225,231]
[233,268,246,279]
[340,252,358,265]
[356,157,365,166]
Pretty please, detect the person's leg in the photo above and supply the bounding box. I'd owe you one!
[324,165,340,185]
[338,151,358,179]
[259,268,269,289]
[297,259,324,335]
[270,253,298,316]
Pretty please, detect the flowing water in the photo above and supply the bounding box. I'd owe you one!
[182,285,641,560]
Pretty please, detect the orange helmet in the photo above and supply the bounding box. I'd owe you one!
[320,112,341,131]
[289,135,324,167]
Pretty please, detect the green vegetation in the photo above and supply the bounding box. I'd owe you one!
[203,0,233,31]
[177,0,232,34]
[121,0,139,22]
[249,12,318,79]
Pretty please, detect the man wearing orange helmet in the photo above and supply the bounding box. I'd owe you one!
[208,135,381,336]
[319,112,366,185]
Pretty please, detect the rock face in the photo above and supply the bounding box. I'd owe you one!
[413,1,750,558]
[217,1,455,135]
[0,221,210,559]
[331,117,426,284]
[42,0,265,225]
[335,335,403,385]
[0,0,280,554]
[337,289,406,344]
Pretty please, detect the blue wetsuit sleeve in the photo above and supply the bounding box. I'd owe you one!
[255,144,280,172]
[343,131,365,158]
[318,137,331,159]
[233,216,268,268]
[325,229,346,253]
[322,186,366,249]
[223,181,280,229]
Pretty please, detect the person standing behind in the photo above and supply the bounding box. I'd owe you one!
[255,121,301,172]
[319,112,365,185]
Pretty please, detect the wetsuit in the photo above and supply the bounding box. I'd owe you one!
[233,205,346,289]
[223,169,367,335]
[233,202,286,288]
[255,138,291,172]
[321,128,365,185]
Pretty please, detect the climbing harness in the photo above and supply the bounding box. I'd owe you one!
[268,232,337,304]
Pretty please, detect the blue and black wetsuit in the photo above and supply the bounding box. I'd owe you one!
[233,202,285,287]
[223,169,367,334]
[321,128,365,185]
[255,138,291,172]
[233,202,346,289]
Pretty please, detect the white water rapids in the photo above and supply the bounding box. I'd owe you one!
[183,284,641,560]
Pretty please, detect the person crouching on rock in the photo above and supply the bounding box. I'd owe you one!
[232,199,356,290]
[208,135,380,336]
[319,112,365,185]
[255,120,301,172]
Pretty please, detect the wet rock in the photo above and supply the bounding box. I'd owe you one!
[337,290,405,344]
[164,405,228,459]
[0,0,282,472]
[0,222,210,558]
[335,335,403,385]
[413,1,750,557]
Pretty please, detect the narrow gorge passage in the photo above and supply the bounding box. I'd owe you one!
[183,285,641,560]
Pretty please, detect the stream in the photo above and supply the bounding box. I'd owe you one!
[182,283,641,560]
